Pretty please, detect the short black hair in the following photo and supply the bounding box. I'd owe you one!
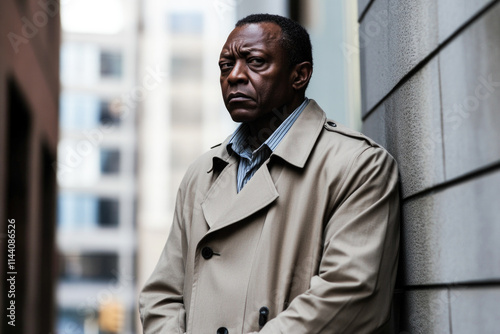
[236,14,313,68]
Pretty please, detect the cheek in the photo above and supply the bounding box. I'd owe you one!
[260,81,288,103]
[253,78,275,99]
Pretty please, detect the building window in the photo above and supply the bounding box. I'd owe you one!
[100,148,121,174]
[100,50,123,78]
[99,100,121,126]
[168,12,203,34]
[60,42,100,85]
[58,194,120,228]
[60,93,121,129]
[58,194,96,228]
[59,252,119,282]
[60,93,100,129]
[98,198,119,227]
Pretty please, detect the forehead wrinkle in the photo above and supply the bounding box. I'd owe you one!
[220,23,282,58]
[240,47,266,54]
[220,44,265,59]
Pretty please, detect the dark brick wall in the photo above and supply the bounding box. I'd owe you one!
[0,0,60,333]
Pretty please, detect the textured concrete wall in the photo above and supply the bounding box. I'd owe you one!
[358,0,500,332]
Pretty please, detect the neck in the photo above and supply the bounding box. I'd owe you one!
[246,96,305,150]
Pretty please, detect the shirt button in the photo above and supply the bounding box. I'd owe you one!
[216,327,228,334]
[201,246,214,260]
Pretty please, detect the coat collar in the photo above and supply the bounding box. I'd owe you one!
[208,99,326,173]
[201,100,327,233]
[272,99,326,168]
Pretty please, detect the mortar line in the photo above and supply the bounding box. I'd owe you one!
[402,160,500,203]
[358,0,375,23]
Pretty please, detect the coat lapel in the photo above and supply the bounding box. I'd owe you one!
[272,99,326,168]
[201,158,279,233]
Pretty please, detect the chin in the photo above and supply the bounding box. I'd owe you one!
[228,108,258,123]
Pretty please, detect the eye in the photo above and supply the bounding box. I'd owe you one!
[219,62,234,71]
[248,57,265,66]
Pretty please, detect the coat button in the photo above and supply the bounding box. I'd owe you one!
[327,121,337,127]
[201,246,214,259]
[259,306,269,327]
[216,327,228,334]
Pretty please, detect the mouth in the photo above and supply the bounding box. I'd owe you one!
[227,92,253,103]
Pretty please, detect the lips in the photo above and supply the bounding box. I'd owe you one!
[227,92,253,103]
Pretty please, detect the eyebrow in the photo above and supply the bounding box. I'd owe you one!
[220,47,266,58]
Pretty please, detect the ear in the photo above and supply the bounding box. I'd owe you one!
[290,61,313,91]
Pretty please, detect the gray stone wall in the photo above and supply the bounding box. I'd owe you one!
[358,0,500,332]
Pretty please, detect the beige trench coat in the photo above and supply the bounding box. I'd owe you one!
[139,100,400,334]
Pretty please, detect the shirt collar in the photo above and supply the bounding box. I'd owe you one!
[227,98,309,158]
[210,99,326,172]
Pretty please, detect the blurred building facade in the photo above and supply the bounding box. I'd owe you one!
[55,0,139,333]
[0,0,60,333]
[359,0,500,332]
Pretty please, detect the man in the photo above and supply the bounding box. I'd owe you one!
[139,14,399,334]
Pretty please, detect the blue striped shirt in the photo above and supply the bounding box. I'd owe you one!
[227,98,309,192]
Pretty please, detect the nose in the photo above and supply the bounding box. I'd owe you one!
[227,60,248,85]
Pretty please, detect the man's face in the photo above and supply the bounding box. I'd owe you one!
[219,22,295,124]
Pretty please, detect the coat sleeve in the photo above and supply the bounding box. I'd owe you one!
[259,146,400,334]
[139,186,188,334]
